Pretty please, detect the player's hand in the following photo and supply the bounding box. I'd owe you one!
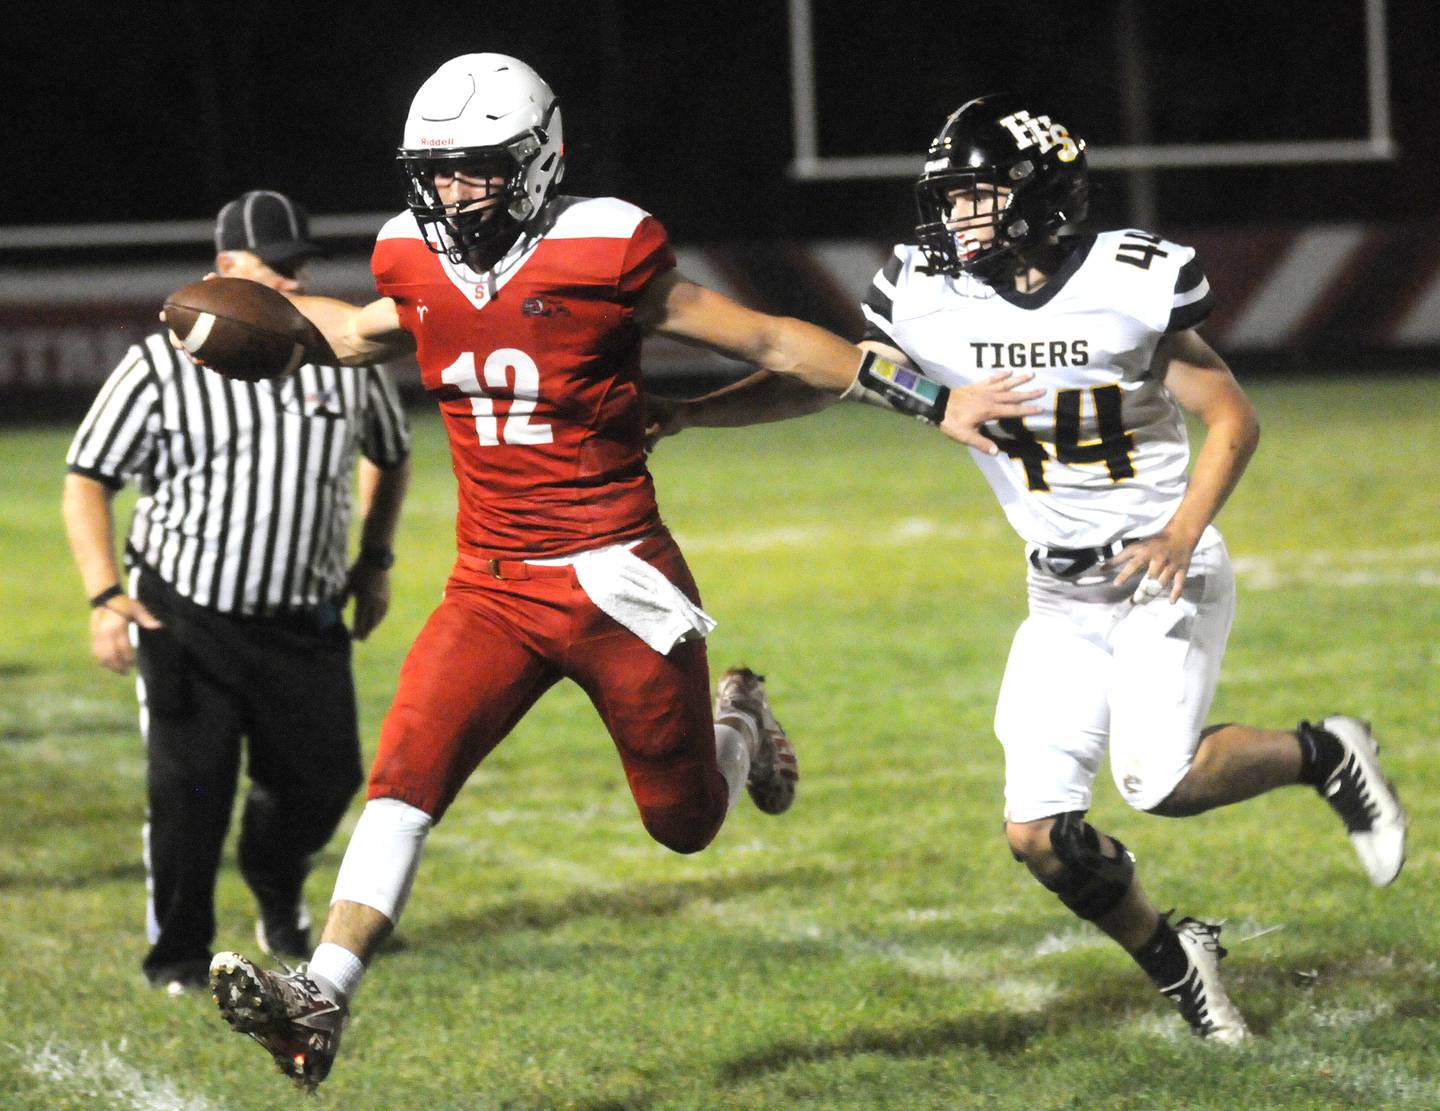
[644,395,689,452]
[1105,528,1199,604]
[89,595,163,674]
[344,561,391,640]
[938,371,1043,453]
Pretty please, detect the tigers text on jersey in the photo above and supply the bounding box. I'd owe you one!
[862,231,1216,549]
[66,333,410,615]
[372,195,676,559]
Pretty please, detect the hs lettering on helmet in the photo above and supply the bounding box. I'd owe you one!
[998,111,1082,162]
[970,339,1090,369]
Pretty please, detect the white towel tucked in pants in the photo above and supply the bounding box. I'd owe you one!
[565,543,717,654]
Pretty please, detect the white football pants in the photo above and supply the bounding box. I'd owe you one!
[994,528,1236,822]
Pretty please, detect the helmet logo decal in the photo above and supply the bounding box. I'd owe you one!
[998,110,1082,162]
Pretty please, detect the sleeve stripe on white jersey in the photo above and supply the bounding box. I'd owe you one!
[1165,254,1216,331]
[1166,285,1217,332]
[1173,274,1211,309]
[1174,256,1207,297]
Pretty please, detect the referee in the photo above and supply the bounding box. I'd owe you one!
[61,190,412,995]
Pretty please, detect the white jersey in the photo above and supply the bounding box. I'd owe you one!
[862,231,1216,549]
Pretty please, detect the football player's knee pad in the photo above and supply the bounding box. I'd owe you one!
[1038,811,1135,921]
[330,797,434,923]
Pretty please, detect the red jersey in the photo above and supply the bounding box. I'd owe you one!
[372,196,676,558]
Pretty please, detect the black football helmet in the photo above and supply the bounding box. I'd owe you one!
[914,94,1088,279]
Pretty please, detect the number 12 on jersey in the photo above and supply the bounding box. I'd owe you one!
[994,384,1135,491]
[441,349,554,446]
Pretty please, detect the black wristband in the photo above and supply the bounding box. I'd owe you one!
[89,584,124,609]
[854,351,950,424]
[359,546,395,570]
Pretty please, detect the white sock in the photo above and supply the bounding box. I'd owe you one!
[308,941,365,1004]
[330,797,433,921]
[714,718,755,811]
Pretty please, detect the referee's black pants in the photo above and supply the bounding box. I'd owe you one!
[133,570,364,982]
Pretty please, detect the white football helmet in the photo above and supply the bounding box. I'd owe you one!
[397,53,565,265]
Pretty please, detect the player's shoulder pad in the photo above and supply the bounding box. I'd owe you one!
[546,195,657,241]
[1090,229,1212,333]
[872,242,976,322]
[376,210,425,243]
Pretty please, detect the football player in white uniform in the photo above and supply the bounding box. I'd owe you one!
[655,94,1408,1043]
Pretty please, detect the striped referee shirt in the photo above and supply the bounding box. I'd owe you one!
[66,332,410,616]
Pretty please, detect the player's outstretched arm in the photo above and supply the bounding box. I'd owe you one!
[1108,329,1260,602]
[646,370,837,449]
[636,274,1040,447]
[290,295,417,365]
[635,271,862,392]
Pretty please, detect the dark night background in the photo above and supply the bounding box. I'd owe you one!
[7,0,1440,256]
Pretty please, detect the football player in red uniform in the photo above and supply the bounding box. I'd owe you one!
[208,54,1041,1090]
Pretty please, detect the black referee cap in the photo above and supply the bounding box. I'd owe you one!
[214,190,323,267]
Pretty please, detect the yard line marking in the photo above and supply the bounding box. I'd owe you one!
[1032,929,1110,957]
[1260,1042,1440,1106]
[680,529,1439,582]
[20,1038,221,1111]
[675,517,998,554]
[990,977,1063,1012]
[1233,542,1440,590]
[1307,1002,1395,1028]
[1223,648,1435,685]
[692,900,1116,985]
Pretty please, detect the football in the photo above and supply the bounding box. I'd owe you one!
[162,277,333,382]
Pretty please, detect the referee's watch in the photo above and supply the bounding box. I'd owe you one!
[359,546,395,570]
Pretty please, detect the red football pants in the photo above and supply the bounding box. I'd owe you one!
[368,532,729,853]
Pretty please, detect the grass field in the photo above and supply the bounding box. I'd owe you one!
[1,375,1437,1110]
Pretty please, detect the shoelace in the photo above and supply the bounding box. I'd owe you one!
[1324,754,1378,833]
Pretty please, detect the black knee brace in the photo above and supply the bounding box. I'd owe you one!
[1037,811,1136,921]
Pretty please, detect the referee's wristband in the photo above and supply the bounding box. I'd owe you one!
[89,584,124,609]
[853,351,950,425]
[358,546,395,570]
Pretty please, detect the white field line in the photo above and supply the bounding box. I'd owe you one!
[1232,542,1440,590]
[19,1038,222,1111]
[1222,653,1424,685]
[691,900,1107,989]
[679,519,1439,594]
[1032,929,1111,957]
[1248,1034,1440,1107]
[675,516,997,554]
[1114,1005,1440,1105]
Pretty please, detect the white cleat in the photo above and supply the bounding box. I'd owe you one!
[1158,918,1249,1045]
[1313,716,1407,886]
